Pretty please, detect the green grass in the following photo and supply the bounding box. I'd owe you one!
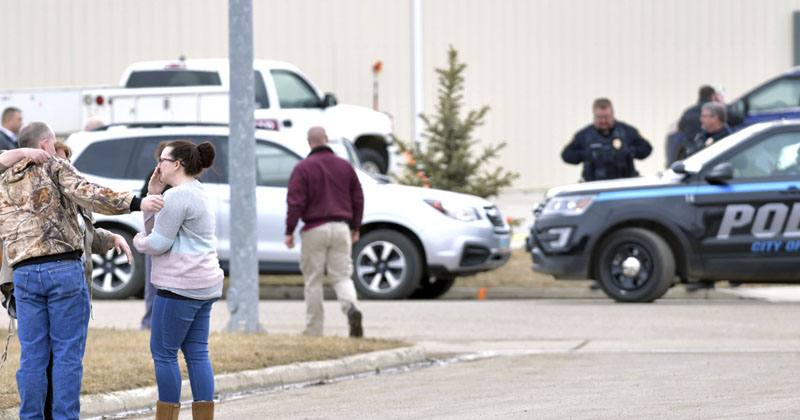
[0,329,404,410]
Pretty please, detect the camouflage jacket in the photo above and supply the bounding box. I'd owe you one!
[0,157,134,267]
[0,207,113,317]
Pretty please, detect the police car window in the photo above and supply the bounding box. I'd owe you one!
[748,78,800,112]
[726,132,800,178]
[255,141,300,187]
[271,70,320,108]
[73,138,137,179]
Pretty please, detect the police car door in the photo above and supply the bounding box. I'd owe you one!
[692,128,800,281]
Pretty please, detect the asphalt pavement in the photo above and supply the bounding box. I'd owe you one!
[75,299,800,419]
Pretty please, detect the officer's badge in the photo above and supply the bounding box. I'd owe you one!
[612,138,622,150]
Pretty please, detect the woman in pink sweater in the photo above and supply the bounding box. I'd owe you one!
[134,140,223,420]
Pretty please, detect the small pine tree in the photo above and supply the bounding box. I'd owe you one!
[395,45,518,198]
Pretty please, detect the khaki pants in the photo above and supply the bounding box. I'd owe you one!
[299,222,359,336]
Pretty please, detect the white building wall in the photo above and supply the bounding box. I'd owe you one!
[2,0,800,189]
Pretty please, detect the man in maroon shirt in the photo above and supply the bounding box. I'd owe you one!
[285,126,364,337]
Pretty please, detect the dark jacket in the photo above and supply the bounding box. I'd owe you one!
[285,146,364,235]
[562,121,652,182]
[0,131,17,151]
[678,100,744,142]
[676,124,733,161]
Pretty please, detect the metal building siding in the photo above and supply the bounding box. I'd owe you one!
[251,0,412,139]
[420,0,800,188]
[4,0,800,189]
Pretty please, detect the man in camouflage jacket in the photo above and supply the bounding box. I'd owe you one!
[0,143,135,420]
[0,122,163,420]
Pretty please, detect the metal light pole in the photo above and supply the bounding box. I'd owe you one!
[227,0,259,333]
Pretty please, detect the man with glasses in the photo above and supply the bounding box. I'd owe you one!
[561,98,652,182]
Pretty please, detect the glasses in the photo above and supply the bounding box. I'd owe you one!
[158,157,179,164]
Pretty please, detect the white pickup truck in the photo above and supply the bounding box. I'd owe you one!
[0,58,396,173]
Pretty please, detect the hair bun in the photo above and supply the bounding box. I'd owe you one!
[196,142,216,169]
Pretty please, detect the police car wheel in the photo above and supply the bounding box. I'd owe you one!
[595,228,675,303]
[352,229,423,299]
[90,227,145,300]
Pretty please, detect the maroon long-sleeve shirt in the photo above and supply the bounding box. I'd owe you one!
[285,146,364,235]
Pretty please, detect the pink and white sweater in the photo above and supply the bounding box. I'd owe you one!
[133,180,223,292]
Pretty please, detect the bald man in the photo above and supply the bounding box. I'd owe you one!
[285,126,365,337]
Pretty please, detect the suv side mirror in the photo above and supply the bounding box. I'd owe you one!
[705,162,734,185]
[323,93,338,108]
[669,161,686,174]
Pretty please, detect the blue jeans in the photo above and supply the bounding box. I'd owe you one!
[150,295,218,403]
[14,260,89,420]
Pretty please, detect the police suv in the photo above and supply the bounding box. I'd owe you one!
[528,120,800,302]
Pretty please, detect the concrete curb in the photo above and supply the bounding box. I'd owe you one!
[0,346,427,420]
[260,285,745,301]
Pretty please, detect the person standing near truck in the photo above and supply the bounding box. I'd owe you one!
[285,126,365,338]
[133,140,223,420]
[675,102,733,160]
[0,140,134,420]
[562,98,652,182]
[0,122,163,419]
[0,107,22,150]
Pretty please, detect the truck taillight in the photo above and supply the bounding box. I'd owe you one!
[256,119,279,131]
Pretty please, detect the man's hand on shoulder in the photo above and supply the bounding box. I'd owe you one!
[21,149,50,164]
[0,147,50,171]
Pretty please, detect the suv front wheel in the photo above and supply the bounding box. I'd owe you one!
[594,228,675,303]
[352,229,423,299]
[91,227,144,299]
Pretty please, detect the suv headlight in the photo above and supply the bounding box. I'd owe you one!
[425,199,480,221]
[541,195,596,216]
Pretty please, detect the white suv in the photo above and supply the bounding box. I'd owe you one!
[66,124,511,300]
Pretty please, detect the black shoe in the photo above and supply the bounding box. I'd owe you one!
[348,306,363,338]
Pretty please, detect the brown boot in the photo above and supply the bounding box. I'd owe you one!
[156,401,181,420]
[192,401,214,420]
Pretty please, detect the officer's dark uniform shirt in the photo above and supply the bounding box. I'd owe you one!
[562,121,652,182]
[676,124,732,161]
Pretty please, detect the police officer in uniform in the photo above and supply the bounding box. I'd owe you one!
[675,101,731,161]
[562,98,652,182]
